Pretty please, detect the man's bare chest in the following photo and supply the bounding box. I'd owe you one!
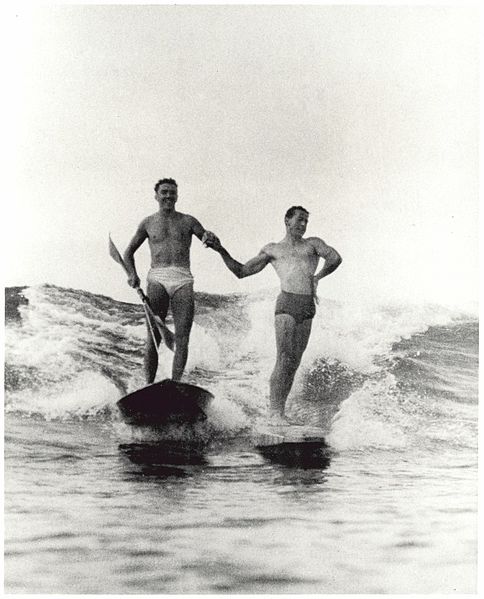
[273,243,316,264]
[147,219,191,244]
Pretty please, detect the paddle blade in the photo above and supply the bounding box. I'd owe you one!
[153,314,175,351]
[144,301,175,352]
[108,235,128,272]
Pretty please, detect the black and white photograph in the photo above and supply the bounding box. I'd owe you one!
[3,1,479,594]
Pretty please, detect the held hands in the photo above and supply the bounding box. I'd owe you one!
[202,231,222,252]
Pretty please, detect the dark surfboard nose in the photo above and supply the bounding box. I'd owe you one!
[117,379,213,426]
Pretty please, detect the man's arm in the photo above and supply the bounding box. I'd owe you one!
[123,220,148,288]
[213,239,271,279]
[189,215,217,247]
[311,238,342,282]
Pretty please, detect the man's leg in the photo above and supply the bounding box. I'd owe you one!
[269,316,312,421]
[170,284,195,381]
[293,318,313,370]
[144,281,169,384]
[269,315,297,420]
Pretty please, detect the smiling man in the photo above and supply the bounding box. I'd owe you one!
[208,206,342,425]
[123,178,216,383]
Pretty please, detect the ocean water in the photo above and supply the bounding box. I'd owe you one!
[4,284,478,594]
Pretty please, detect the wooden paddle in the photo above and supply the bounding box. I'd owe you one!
[108,234,175,351]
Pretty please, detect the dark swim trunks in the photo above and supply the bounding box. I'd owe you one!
[275,291,316,324]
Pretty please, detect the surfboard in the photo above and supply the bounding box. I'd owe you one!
[255,425,329,464]
[117,378,213,426]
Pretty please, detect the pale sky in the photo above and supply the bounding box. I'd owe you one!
[4,2,479,308]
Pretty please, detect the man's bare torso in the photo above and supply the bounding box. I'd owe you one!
[144,211,196,268]
[265,238,320,295]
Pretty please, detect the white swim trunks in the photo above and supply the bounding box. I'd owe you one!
[147,266,194,298]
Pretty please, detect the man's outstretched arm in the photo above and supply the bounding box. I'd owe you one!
[211,238,271,279]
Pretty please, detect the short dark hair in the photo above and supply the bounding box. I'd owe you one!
[285,206,309,220]
[154,178,177,193]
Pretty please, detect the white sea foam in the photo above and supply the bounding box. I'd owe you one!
[5,284,476,434]
[205,393,252,435]
[327,376,407,450]
[5,371,120,421]
[186,322,223,371]
[303,296,466,374]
